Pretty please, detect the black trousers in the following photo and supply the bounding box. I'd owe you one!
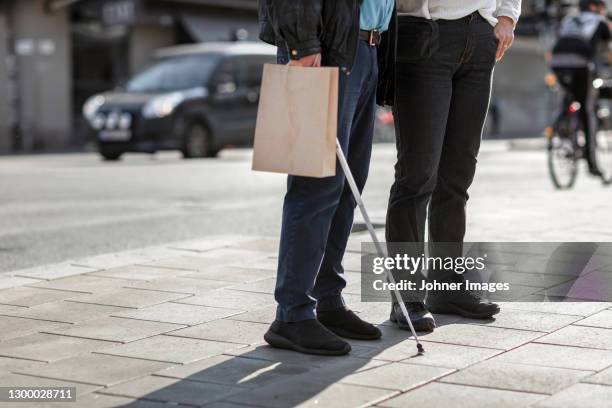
[386,13,496,302]
[552,66,599,172]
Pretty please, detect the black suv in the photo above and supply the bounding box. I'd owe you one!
[83,42,276,160]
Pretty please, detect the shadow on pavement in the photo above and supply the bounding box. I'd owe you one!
[117,321,418,407]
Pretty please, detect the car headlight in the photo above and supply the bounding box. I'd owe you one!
[142,92,185,119]
[83,95,105,122]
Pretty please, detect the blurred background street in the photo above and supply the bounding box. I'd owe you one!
[0,0,560,156]
[2,142,611,274]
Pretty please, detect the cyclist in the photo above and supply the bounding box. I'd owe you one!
[550,0,612,176]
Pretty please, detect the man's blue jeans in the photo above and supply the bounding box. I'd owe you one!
[275,41,378,322]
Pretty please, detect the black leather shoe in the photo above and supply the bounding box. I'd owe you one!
[389,302,436,332]
[317,307,382,340]
[264,319,351,356]
[427,290,500,319]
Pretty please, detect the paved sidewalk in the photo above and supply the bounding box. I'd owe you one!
[0,234,611,407]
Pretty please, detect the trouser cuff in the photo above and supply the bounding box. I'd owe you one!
[275,305,316,323]
[316,294,346,312]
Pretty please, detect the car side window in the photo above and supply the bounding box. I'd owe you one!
[213,58,242,94]
[212,56,273,94]
[243,57,269,88]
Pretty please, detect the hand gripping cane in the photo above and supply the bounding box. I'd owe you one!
[336,140,425,355]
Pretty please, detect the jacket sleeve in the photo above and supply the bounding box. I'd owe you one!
[270,0,323,59]
[496,0,522,24]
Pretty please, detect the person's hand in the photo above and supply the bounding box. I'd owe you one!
[288,53,321,67]
[494,16,515,61]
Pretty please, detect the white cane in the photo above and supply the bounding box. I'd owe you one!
[336,140,425,354]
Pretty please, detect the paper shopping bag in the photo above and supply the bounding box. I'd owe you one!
[252,63,339,178]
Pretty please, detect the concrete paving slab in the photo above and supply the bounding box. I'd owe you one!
[499,302,612,317]
[14,353,172,387]
[459,308,582,332]
[194,247,272,261]
[0,356,48,374]
[377,382,545,408]
[153,354,311,388]
[573,309,612,329]
[175,288,273,310]
[493,343,612,371]
[227,378,397,408]
[141,255,231,272]
[535,325,612,350]
[227,278,276,294]
[0,287,82,307]
[14,263,98,281]
[342,255,365,273]
[226,305,276,324]
[0,316,68,341]
[227,257,278,272]
[179,265,275,283]
[1,301,126,324]
[232,237,280,253]
[112,302,243,325]
[167,319,269,345]
[226,346,376,369]
[0,304,26,314]
[339,362,452,391]
[96,334,243,364]
[128,276,232,295]
[43,316,184,343]
[534,383,612,408]
[0,333,117,363]
[204,402,262,408]
[418,323,543,350]
[67,287,192,309]
[90,264,187,281]
[29,276,139,294]
[361,340,502,369]
[0,276,42,290]
[29,393,172,408]
[300,358,390,382]
[583,365,612,385]
[99,375,241,406]
[440,360,592,394]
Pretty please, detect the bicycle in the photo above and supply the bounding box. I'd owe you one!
[545,75,612,189]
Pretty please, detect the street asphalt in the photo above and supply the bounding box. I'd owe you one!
[1,141,611,274]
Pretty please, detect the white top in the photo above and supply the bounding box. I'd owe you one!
[396,0,522,27]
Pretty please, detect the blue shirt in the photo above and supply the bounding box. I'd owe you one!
[360,0,394,32]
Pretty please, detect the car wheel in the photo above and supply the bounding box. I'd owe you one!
[182,124,213,159]
[99,147,123,161]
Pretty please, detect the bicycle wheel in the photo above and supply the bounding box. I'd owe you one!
[595,128,612,184]
[548,115,579,189]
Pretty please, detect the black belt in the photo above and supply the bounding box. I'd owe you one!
[359,29,381,46]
